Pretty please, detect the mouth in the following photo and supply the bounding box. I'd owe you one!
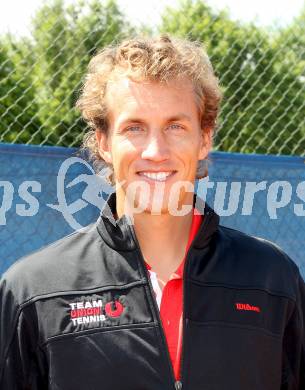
[136,171,177,182]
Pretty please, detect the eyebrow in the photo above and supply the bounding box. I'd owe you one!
[119,113,192,126]
[166,113,192,122]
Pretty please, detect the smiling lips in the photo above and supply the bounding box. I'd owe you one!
[137,171,176,182]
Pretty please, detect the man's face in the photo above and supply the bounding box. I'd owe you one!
[96,75,212,216]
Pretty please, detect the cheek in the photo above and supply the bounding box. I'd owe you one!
[111,141,138,173]
[173,136,201,159]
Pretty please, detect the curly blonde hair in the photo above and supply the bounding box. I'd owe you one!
[76,33,222,185]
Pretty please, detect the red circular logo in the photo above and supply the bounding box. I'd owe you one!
[105,300,124,318]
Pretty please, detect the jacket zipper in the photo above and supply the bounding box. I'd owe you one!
[128,220,178,389]
[178,209,212,390]
[127,209,213,390]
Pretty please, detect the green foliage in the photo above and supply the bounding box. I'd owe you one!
[0,0,134,146]
[0,35,41,143]
[0,0,304,155]
[159,0,305,156]
[30,0,134,146]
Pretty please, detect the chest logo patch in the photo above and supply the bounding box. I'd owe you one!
[69,298,125,326]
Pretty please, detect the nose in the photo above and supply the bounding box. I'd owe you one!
[141,132,170,162]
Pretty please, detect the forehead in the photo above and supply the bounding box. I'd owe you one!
[105,76,198,121]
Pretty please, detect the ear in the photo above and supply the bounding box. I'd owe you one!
[95,129,112,164]
[198,127,213,160]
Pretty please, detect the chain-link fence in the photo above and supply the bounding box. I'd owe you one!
[0,0,304,155]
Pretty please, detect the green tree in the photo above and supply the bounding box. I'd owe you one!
[0,35,41,143]
[27,0,134,146]
[267,6,305,155]
[0,0,303,155]
[159,0,305,155]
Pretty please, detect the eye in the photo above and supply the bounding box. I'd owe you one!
[126,125,143,132]
[168,123,184,130]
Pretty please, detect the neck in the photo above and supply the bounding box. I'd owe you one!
[115,190,196,278]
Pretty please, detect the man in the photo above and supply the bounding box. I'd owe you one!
[0,34,304,390]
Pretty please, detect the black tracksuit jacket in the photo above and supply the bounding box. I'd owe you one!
[0,191,304,390]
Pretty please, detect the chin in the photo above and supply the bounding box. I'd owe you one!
[139,193,192,217]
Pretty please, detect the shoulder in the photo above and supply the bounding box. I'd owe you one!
[0,222,101,306]
[218,224,296,263]
[213,224,301,299]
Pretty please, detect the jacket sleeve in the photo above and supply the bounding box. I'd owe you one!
[281,266,305,390]
[0,270,47,390]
